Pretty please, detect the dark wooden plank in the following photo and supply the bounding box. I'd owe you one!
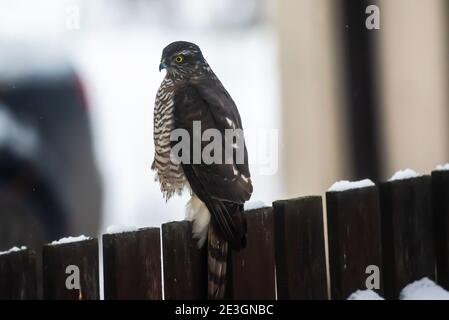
[432,170,449,290]
[162,221,207,299]
[232,207,275,299]
[273,196,327,299]
[0,248,37,299]
[340,0,383,181]
[379,175,435,299]
[326,185,383,300]
[42,238,99,300]
[102,227,162,299]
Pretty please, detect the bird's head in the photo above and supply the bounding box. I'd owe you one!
[159,41,207,79]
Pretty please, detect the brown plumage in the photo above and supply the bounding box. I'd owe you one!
[208,223,229,298]
[153,41,252,299]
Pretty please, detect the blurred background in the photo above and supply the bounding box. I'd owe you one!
[0,0,448,260]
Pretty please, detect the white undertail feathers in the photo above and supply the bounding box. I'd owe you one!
[185,194,211,248]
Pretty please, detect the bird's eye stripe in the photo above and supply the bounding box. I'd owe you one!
[177,50,194,56]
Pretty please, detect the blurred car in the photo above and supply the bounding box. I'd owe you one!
[0,42,102,252]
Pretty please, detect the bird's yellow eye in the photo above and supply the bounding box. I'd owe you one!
[175,55,184,63]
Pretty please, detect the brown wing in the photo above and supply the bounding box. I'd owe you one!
[172,80,252,248]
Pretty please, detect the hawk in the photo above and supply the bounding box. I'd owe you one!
[152,41,253,299]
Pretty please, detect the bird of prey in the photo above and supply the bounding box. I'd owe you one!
[152,41,253,299]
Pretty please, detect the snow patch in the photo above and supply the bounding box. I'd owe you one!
[328,179,375,192]
[0,246,27,255]
[244,201,268,211]
[106,225,139,234]
[348,289,384,300]
[389,168,420,181]
[400,278,449,300]
[435,163,449,171]
[50,235,90,245]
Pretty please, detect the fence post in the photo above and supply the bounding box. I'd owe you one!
[42,238,99,300]
[273,196,328,299]
[379,176,435,299]
[0,248,37,299]
[431,170,449,290]
[102,227,162,299]
[326,185,383,300]
[232,207,276,299]
[162,221,207,299]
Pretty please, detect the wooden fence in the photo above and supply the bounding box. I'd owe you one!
[1,169,449,300]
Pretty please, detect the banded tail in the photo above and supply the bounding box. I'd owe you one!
[206,201,247,299]
[207,223,229,299]
[186,195,247,299]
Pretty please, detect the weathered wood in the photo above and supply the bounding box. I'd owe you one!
[326,186,383,300]
[232,207,276,299]
[162,221,207,299]
[0,248,37,299]
[103,228,162,299]
[379,176,435,299]
[42,238,99,300]
[273,196,327,299]
[432,170,449,290]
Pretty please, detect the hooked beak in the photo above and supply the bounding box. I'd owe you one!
[159,59,167,72]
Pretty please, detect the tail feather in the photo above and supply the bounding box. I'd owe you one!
[206,200,247,250]
[206,201,247,299]
[207,223,229,299]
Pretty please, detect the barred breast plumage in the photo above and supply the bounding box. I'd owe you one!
[152,76,187,199]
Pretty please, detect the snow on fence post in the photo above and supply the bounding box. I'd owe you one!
[431,169,449,290]
[379,175,435,299]
[273,196,328,299]
[232,207,276,299]
[42,237,99,300]
[102,228,162,299]
[162,221,207,299]
[0,248,37,299]
[326,183,383,300]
